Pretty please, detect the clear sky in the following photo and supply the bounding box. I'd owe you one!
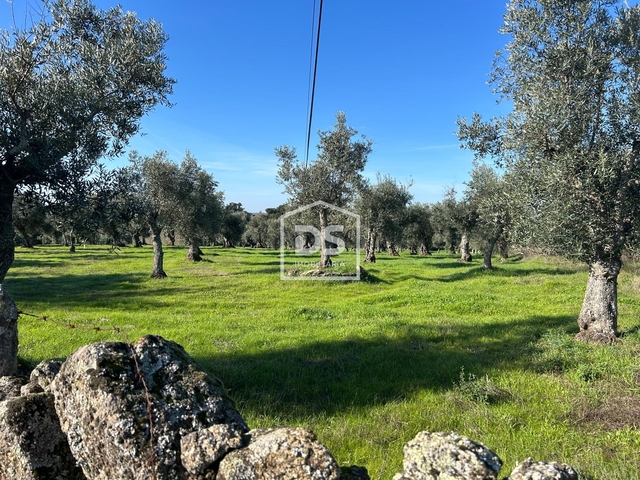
[2,1,514,213]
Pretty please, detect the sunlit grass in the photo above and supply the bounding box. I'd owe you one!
[7,245,640,479]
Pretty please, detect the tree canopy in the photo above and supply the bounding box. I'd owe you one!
[276,112,372,267]
[0,0,174,281]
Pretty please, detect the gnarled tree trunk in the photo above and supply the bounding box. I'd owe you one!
[483,237,498,270]
[318,207,332,268]
[364,227,376,263]
[186,240,202,262]
[387,240,400,256]
[132,232,142,248]
[149,219,167,279]
[498,236,509,262]
[459,233,472,262]
[15,225,34,248]
[575,258,620,344]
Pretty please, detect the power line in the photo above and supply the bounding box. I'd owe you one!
[305,0,323,167]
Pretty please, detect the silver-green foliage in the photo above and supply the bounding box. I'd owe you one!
[275,112,372,209]
[458,0,640,264]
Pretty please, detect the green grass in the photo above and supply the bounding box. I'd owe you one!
[7,245,640,479]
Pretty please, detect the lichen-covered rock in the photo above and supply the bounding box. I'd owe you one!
[50,335,249,480]
[508,458,578,480]
[0,393,86,480]
[392,431,502,480]
[20,381,44,396]
[0,376,27,401]
[30,360,62,391]
[181,424,244,477]
[217,427,341,480]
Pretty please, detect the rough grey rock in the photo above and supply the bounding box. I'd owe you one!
[181,423,244,477]
[20,381,44,396]
[0,375,27,401]
[217,427,341,480]
[508,458,578,480]
[0,287,18,376]
[392,431,503,480]
[50,335,249,480]
[30,359,63,391]
[0,393,86,480]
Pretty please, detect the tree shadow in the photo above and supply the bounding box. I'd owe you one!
[391,264,582,283]
[3,272,176,310]
[196,314,575,419]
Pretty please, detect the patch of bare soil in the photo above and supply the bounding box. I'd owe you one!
[571,381,640,431]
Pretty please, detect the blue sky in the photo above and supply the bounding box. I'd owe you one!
[2,1,513,213]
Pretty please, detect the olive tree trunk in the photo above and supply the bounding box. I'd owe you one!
[459,233,472,262]
[575,258,620,344]
[149,219,167,279]
[15,225,33,248]
[483,237,498,270]
[186,240,202,262]
[497,236,509,261]
[167,229,176,246]
[483,226,504,270]
[387,241,400,256]
[364,227,376,263]
[318,207,332,268]
[0,182,17,376]
[132,232,142,248]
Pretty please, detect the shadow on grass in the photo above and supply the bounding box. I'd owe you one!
[196,314,575,418]
[432,265,580,283]
[390,264,582,283]
[5,273,155,307]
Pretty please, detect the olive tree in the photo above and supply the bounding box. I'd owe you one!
[431,188,477,262]
[355,174,412,263]
[220,202,248,248]
[276,112,372,267]
[457,0,640,343]
[173,153,223,261]
[404,203,435,255]
[0,0,173,375]
[132,151,179,278]
[464,163,511,270]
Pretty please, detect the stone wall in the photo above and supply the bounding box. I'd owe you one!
[0,336,578,480]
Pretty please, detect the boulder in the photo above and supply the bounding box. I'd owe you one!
[29,360,62,391]
[508,458,578,480]
[50,335,249,480]
[0,393,85,480]
[20,381,44,396]
[217,427,341,480]
[180,423,243,477]
[0,376,27,401]
[392,431,503,480]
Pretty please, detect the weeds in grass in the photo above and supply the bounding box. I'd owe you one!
[453,367,510,404]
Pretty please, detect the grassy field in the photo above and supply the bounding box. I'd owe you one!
[6,245,640,479]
